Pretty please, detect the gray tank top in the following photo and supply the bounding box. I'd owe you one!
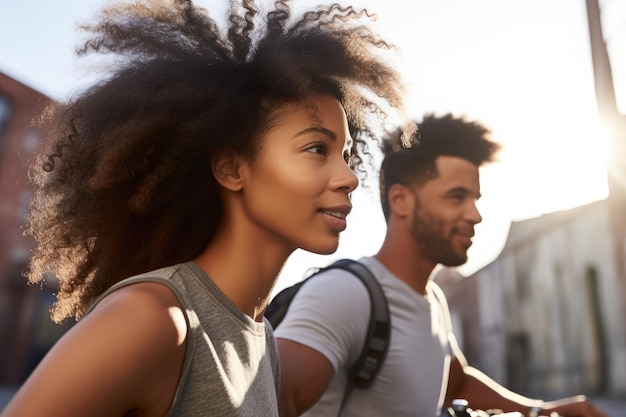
[87,262,280,416]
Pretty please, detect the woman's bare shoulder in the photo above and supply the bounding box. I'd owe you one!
[2,281,187,417]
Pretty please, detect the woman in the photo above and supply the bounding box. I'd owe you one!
[1,0,414,416]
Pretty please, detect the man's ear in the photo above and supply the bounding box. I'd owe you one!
[387,183,414,218]
[212,151,247,192]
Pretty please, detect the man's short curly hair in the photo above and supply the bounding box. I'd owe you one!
[27,0,416,322]
[380,113,500,221]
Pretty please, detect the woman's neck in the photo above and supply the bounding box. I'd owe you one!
[193,224,292,321]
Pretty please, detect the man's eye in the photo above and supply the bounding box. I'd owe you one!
[450,194,465,201]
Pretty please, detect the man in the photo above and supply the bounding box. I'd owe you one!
[275,114,608,417]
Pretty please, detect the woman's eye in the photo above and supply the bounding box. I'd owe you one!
[305,143,327,156]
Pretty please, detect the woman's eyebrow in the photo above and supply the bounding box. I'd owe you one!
[294,126,337,141]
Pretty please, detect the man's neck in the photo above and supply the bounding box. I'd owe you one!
[375,241,436,296]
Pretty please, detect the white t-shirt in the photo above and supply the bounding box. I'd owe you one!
[275,256,456,417]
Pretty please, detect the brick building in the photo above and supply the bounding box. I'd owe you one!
[0,72,72,385]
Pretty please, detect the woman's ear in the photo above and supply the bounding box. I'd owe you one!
[212,152,246,192]
[387,183,414,219]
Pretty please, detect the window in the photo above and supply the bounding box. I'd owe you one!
[0,95,13,155]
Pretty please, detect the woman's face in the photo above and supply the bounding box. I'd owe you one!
[240,95,358,255]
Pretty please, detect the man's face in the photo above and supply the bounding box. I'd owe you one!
[409,156,482,267]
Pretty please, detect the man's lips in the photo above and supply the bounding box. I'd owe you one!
[454,230,475,248]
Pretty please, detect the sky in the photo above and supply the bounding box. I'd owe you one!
[1,0,624,293]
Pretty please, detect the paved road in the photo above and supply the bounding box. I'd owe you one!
[590,396,626,417]
[1,385,624,415]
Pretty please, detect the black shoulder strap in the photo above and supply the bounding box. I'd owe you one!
[327,259,390,387]
[265,258,390,417]
[327,259,390,417]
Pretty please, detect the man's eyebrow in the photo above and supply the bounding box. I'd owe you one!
[446,186,481,200]
[294,126,337,141]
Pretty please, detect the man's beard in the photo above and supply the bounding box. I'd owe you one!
[409,205,468,267]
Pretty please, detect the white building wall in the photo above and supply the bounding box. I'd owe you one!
[474,201,626,395]
[477,259,509,383]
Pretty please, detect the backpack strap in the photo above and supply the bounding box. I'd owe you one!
[265,258,390,417]
[322,259,390,417]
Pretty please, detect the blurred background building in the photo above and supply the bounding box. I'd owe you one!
[436,0,626,399]
[0,73,72,386]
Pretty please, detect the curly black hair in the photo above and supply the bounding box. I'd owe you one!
[26,0,415,322]
[380,113,500,221]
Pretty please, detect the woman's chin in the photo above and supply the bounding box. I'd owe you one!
[303,241,340,256]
